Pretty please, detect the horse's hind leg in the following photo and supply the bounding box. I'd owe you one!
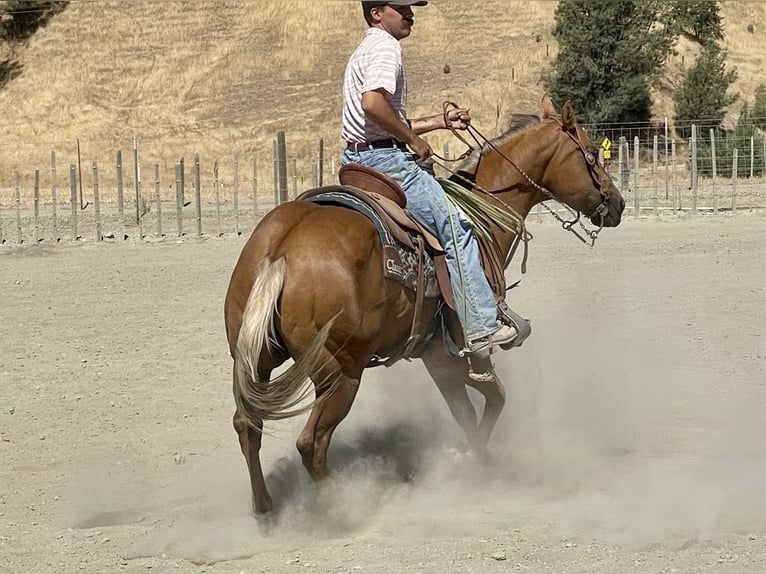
[295,356,361,481]
[232,363,275,515]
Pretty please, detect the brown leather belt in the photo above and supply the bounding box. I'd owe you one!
[346,139,407,152]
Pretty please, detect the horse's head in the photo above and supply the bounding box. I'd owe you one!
[538,93,625,227]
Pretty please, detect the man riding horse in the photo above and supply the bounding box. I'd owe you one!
[342,0,526,359]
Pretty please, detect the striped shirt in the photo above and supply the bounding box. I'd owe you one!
[342,27,407,144]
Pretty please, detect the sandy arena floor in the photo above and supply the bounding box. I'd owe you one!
[1,212,765,573]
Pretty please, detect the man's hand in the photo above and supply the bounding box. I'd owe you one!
[445,107,471,130]
[407,134,433,162]
[446,107,471,130]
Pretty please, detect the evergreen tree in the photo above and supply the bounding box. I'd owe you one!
[670,0,724,45]
[544,0,677,124]
[753,84,766,130]
[673,41,738,140]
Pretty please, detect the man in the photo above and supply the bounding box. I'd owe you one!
[341,0,517,359]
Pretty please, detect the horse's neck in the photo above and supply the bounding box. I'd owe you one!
[473,128,551,258]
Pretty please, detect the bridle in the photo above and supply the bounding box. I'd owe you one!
[435,102,612,249]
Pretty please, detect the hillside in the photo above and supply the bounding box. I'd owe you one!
[1,0,764,189]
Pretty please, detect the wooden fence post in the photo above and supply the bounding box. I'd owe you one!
[252,155,259,219]
[731,149,738,214]
[33,170,40,243]
[154,164,162,238]
[214,160,221,237]
[710,129,718,214]
[318,138,325,187]
[116,150,126,241]
[293,158,299,199]
[175,163,183,237]
[194,153,202,238]
[14,172,22,244]
[277,131,288,204]
[652,135,658,217]
[750,136,755,179]
[272,139,278,206]
[69,164,78,240]
[633,136,640,218]
[51,151,58,242]
[133,137,140,225]
[92,162,102,242]
[233,154,240,235]
[664,117,670,200]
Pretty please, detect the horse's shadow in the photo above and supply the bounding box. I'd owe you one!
[264,420,451,516]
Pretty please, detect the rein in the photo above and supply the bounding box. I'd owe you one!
[434,102,608,249]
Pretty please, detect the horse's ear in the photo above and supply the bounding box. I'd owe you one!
[541,92,556,118]
[561,101,577,130]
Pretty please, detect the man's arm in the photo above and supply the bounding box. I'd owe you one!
[361,89,432,160]
[410,108,472,135]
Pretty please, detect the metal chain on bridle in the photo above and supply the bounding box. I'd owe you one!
[432,101,609,250]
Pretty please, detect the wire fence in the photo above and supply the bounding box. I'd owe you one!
[1,121,765,246]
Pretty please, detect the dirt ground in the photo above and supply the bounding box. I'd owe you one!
[1,212,765,574]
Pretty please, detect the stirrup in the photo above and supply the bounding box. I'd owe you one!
[497,301,532,350]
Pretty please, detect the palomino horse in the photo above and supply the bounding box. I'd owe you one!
[224,94,625,515]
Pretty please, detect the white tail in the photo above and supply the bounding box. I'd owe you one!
[233,258,337,428]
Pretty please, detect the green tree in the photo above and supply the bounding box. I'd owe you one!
[1,1,68,87]
[701,104,766,178]
[670,0,724,45]
[544,0,678,124]
[753,84,766,130]
[673,41,738,140]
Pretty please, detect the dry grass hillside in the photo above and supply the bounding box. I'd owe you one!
[1,0,765,194]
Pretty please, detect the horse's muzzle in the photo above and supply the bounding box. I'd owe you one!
[591,192,625,227]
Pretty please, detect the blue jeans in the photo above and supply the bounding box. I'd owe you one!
[342,148,497,342]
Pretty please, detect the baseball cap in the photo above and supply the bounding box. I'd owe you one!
[362,1,428,7]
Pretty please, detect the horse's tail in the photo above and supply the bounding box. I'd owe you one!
[233,257,338,429]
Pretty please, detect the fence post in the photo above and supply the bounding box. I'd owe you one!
[33,170,40,243]
[618,136,628,194]
[69,164,78,240]
[690,125,698,215]
[116,150,126,241]
[318,138,325,187]
[277,131,288,204]
[664,117,669,200]
[671,141,678,214]
[633,136,640,218]
[652,135,658,217]
[92,162,102,242]
[14,172,22,244]
[293,158,299,199]
[175,163,183,237]
[51,151,58,242]
[233,154,240,235]
[710,129,717,214]
[731,149,738,214]
[194,153,202,238]
[154,164,162,238]
[272,139,278,206]
[134,137,140,225]
[252,155,259,220]
[214,160,221,236]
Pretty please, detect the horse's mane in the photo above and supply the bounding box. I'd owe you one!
[456,113,541,177]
